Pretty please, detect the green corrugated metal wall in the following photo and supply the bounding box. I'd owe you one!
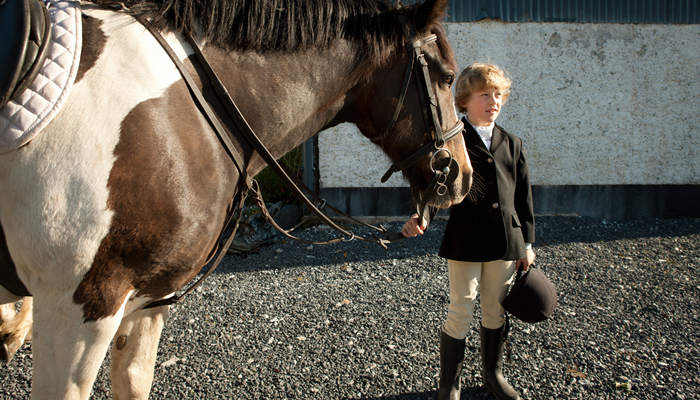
[401,0,699,24]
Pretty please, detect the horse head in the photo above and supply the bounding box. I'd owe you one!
[347,0,472,212]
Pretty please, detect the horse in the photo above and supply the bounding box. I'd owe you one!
[0,0,472,397]
[0,296,32,363]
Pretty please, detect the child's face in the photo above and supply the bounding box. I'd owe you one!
[462,87,504,126]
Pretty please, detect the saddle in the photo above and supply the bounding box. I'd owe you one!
[0,0,51,108]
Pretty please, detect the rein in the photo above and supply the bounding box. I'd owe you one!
[180,30,394,248]
[133,12,396,308]
[130,10,460,308]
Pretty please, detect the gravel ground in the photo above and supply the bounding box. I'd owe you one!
[2,216,699,399]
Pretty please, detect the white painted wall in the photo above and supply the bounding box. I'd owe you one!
[319,22,700,187]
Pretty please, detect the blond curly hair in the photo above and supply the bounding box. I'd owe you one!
[454,63,512,114]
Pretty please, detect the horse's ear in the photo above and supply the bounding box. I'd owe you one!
[413,0,449,32]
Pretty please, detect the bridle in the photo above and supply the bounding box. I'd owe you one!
[375,34,464,198]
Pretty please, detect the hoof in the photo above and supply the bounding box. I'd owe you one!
[0,342,9,364]
[0,333,19,364]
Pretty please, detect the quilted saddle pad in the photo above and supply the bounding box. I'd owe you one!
[0,0,82,154]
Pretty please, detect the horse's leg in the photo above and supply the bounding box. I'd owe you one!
[0,302,14,322]
[0,301,13,363]
[31,293,126,399]
[0,296,32,363]
[21,296,32,342]
[0,286,21,363]
[111,304,169,400]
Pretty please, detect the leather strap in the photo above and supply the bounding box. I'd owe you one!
[371,40,415,145]
[181,30,393,248]
[142,182,249,309]
[378,34,464,183]
[380,121,463,183]
[133,12,397,310]
[135,15,246,174]
[136,16,250,309]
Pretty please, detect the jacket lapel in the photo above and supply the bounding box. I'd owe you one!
[490,124,505,153]
[463,118,490,156]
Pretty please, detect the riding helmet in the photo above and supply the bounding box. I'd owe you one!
[502,266,557,323]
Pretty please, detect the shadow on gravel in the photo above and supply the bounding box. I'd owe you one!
[348,386,488,400]
[218,216,700,274]
[534,216,700,246]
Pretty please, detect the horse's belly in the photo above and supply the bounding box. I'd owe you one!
[0,9,187,293]
[0,128,117,292]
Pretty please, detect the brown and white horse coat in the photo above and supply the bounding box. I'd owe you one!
[0,8,233,397]
[0,0,471,398]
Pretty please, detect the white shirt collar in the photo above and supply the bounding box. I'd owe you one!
[467,119,494,149]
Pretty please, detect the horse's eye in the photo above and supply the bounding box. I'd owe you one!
[442,73,455,86]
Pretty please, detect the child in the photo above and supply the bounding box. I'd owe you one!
[402,62,535,400]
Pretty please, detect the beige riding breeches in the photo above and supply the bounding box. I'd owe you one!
[442,259,516,339]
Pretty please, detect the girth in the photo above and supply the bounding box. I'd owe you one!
[0,0,51,108]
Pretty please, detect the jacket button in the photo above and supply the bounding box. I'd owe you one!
[487,158,493,163]
[492,202,499,209]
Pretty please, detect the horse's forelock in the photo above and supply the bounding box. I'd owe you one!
[431,24,457,73]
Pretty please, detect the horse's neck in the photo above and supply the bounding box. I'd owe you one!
[206,42,360,176]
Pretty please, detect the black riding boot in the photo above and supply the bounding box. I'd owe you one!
[480,325,520,400]
[437,330,465,400]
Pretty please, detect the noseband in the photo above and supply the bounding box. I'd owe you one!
[377,34,464,197]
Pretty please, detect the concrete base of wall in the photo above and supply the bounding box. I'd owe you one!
[319,185,700,220]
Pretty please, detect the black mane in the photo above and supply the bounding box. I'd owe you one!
[114,0,428,66]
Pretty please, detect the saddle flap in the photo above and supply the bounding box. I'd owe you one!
[0,0,31,106]
[0,0,51,108]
